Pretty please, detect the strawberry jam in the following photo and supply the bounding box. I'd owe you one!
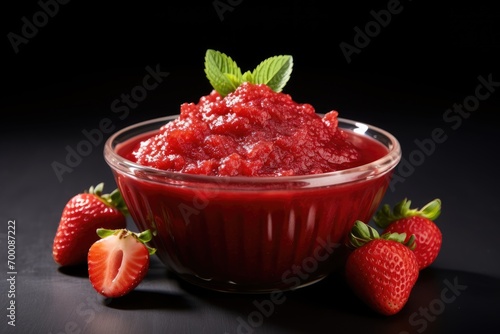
[126,82,369,176]
[109,82,399,292]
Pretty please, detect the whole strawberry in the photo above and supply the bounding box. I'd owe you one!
[88,228,156,298]
[345,220,419,316]
[373,198,442,270]
[52,183,129,267]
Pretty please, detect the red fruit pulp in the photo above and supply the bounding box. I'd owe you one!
[128,82,375,176]
[110,83,395,292]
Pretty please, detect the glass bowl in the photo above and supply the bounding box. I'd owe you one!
[104,115,401,293]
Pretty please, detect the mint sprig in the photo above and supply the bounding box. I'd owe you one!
[252,55,293,93]
[204,49,293,97]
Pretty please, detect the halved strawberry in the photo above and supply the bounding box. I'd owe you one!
[87,228,156,298]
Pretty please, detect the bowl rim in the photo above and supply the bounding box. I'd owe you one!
[103,115,401,187]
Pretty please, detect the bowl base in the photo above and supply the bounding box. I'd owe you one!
[171,271,330,294]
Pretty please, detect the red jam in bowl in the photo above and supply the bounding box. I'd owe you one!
[127,82,373,176]
[106,83,401,292]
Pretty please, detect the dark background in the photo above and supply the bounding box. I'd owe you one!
[2,1,500,333]
[4,0,499,128]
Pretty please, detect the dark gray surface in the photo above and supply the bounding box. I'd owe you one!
[2,1,500,333]
[2,113,500,334]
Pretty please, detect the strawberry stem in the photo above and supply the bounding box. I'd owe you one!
[349,220,380,248]
[87,182,129,216]
[135,230,157,255]
[373,198,441,229]
[348,220,416,250]
[96,228,117,239]
[96,228,157,255]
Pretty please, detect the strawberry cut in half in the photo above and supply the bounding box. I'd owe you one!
[87,228,156,298]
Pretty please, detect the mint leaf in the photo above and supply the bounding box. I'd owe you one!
[251,55,293,93]
[223,73,242,90]
[242,70,254,83]
[204,49,243,97]
[204,49,293,96]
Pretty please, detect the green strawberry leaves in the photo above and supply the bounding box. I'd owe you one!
[348,220,416,250]
[87,182,129,216]
[96,228,157,255]
[204,49,293,97]
[373,198,442,229]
